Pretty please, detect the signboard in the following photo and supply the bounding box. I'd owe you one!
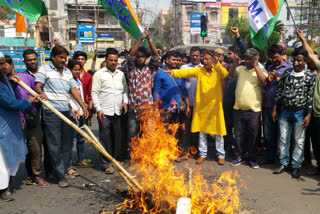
[221,3,248,7]
[97,33,115,42]
[187,0,216,2]
[190,12,207,35]
[205,2,221,8]
[78,25,95,43]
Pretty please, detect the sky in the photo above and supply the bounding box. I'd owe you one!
[137,0,172,25]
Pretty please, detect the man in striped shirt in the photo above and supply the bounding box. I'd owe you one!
[35,45,88,188]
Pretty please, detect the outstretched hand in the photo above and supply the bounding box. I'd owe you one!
[168,70,174,77]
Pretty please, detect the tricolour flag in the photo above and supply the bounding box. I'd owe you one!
[99,0,143,41]
[15,13,26,33]
[0,0,48,22]
[249,0,284,50]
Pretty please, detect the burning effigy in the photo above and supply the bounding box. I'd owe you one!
[120,106,241,214]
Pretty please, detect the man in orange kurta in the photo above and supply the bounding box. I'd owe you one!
[170,50,228,165]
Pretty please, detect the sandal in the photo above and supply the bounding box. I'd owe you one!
[24,177,33,185]
[58,180,69,188]
[77,160,93,168]
[67,168,80,177]
[105,167,114,174]
[34,177,49,187]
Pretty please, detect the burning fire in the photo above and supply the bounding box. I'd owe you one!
[121,105,241,213]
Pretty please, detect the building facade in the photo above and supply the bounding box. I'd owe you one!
[172,0,222,46]
[48,0,130,51]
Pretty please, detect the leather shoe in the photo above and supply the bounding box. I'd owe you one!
[292,168,300,178]
[196,157,206,164]
[218,158,225,165]
[273,165,287,174]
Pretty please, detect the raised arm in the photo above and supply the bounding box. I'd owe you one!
[231,26,247,55]
[146,32,159,58]
[297,29,319,65]
[129,30,148,57]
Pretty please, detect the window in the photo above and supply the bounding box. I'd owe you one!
[69,30,76,41]
[210,11,217,22]
[229,8,238,19]
[187,12,191,21]
[287,8,290,21]
[50,0,58,10]
[88,12,94,21]
[99,13,104,24]
[0,26,4,37]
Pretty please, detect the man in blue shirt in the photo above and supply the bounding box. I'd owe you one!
[263,45,292,164]
[153,51,189,121]
[153,51,189,156]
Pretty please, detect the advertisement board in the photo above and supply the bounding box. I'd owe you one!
[78,25,95,43]
[97,33,115,42]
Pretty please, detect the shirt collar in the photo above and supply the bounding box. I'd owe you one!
[290,69,306,77]
[49,62,67,72]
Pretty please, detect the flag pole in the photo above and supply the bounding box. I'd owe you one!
[285,0,298,30]
[96,2,100,50]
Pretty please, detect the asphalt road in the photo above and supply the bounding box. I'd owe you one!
[1,118,320,214]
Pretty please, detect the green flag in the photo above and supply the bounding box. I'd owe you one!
[249,0,284,50]
[0,0,47,22]
[98,0,143,41]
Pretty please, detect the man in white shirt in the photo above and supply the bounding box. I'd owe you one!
[92,48,128,174]
[180,46,203,156]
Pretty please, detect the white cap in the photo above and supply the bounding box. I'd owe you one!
[0,52,4,58]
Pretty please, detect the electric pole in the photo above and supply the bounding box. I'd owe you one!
[76,0,79,44]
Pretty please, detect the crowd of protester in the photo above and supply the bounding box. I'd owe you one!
[1,27,320,202]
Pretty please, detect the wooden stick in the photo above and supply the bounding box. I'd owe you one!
[285,0,298,31]
[82,125,138,191]
[14,79,143,192]
[83,125,141,192]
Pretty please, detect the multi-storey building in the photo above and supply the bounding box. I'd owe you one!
[48,0,130,51]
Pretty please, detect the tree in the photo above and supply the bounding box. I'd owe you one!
[0,5,15,21]
[150,8,174,50]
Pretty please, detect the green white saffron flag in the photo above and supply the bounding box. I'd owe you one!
[249,0,284,50]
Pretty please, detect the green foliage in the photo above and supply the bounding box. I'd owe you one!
[226,17,250,43]
[150,8,173,50]
[153,39,164,50]
[0,5,15,20]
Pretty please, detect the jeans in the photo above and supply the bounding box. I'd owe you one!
[234,110,261,162]
[262,107,278,163]
[310,116,320,170]
[98,115,122,169]
[199,132,225,159]
[66,118,85,169]
[43,110,72,181]
[278,108,305,169]
[184,107,199,153]
[24,121,43,179]
[126,109,140,160]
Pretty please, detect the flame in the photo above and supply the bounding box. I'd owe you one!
[121,105,241,213]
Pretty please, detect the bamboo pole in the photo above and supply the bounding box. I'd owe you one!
[14,79,143,192]
[82,125,138,192]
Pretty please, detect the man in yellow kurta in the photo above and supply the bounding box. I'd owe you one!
[169,50,228,165]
